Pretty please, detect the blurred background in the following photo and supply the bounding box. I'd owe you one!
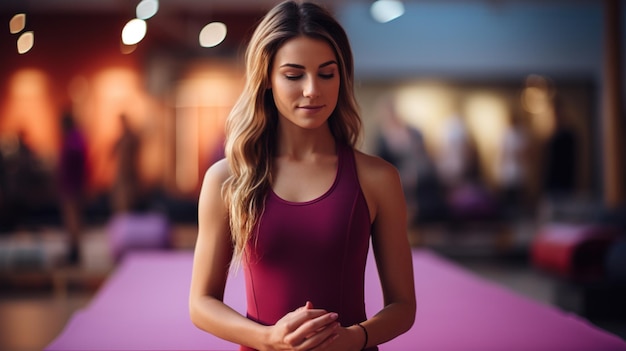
[0,0,625,350]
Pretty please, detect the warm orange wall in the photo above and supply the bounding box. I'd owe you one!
[0,13,155,192]
[0,10,264,196]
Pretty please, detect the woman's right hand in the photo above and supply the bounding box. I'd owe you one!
[264,301,340,351]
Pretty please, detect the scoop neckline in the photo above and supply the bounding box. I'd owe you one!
[269,146,342,206]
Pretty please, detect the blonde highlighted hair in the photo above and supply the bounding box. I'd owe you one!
[223,1,361,264]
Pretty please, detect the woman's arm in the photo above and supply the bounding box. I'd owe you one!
[189,160,339,351]
[353,152,417,349]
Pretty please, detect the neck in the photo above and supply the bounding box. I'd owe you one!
[276,124,336,159]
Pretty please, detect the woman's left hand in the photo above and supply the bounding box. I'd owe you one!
[312,325,363,351]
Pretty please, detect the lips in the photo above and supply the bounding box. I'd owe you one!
[299,105,324,109]
[298,104,325,115]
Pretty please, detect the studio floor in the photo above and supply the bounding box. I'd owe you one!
[0,223,624,351]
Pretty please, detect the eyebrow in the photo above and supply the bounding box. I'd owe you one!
[279,60,338,69]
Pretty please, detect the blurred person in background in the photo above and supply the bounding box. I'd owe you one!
[375,95,422,225]
[58,110,89,265]
[437,112,496,222]
[0,141,7,232]
[374,94,442,227]
[437,112,479,189]
[497,112,529,218]
[543,98,579,200]
[111,114,140,213]
[189,2,416,350]
[3,130,47,229]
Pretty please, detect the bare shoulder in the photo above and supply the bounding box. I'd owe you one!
[202,158,231,188]
[198,158,231,212]
[353,150,402,219]
[353,149,400,184]
[198,158,231,235]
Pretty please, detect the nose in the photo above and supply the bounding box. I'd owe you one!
[302,76,320,98]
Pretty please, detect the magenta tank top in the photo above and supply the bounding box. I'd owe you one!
[241,143,376,351]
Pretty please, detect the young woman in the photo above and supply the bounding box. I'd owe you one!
[189,2,416,350]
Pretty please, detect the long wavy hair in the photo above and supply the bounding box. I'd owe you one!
[223,0,362,264]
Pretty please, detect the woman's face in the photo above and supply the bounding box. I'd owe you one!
[269,36,340,130]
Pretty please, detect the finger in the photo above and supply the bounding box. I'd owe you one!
[285,308,330,331]
[297,322,339,350]
[296,301,313,312]
[283,312,338,346]
[286,322,338,349]
[295,312,339,339]
[309,332,339,351]
[305,312,339,338]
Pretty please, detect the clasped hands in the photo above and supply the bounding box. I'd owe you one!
[263,301,363,351]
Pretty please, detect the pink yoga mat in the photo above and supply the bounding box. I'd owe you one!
[46,249,626,351]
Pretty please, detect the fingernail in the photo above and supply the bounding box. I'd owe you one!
[330,313,338,320]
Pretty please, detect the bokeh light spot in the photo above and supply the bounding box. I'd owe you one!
[199,22,227,48]
[122,18,147,45]
[9,13,26,34]
[136,0,159,20]
[17,31,34,54]
[371,0,405,23]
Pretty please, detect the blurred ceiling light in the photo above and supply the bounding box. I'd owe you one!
[371,0,405,23]
[17,31,34,54]
[199,22,227,48]
[136,0,159,20]
[122,18,147,45]
[9,13,26,34]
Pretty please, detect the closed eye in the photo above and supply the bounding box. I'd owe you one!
[319,73,335,79]
[285,74,303,80]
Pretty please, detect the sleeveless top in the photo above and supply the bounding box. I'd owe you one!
[241,143,377,351]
